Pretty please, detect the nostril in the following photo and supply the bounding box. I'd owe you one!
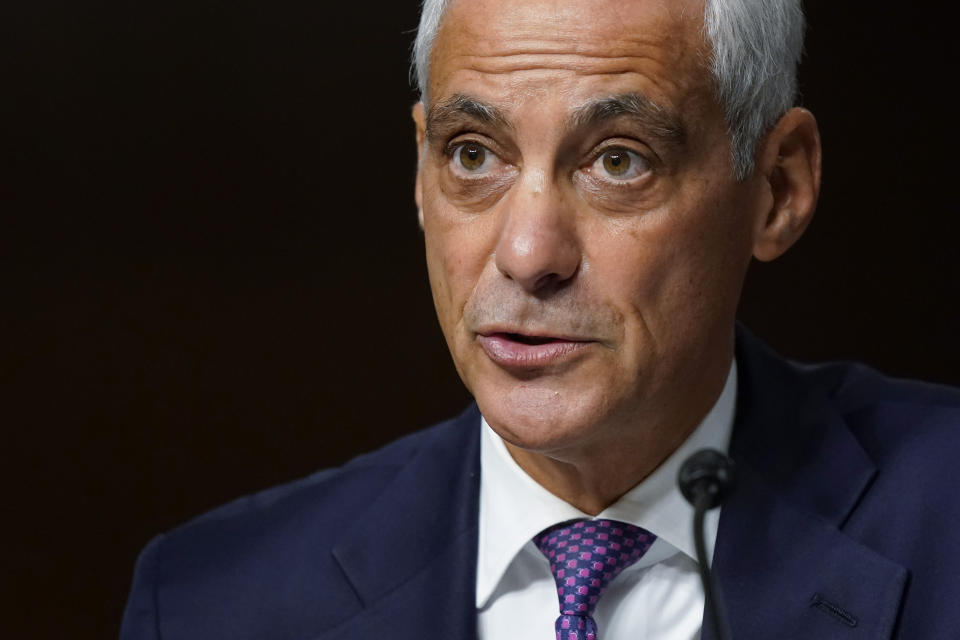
[533,271,563,292]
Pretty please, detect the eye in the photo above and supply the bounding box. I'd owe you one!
[451,142,494,173]
[592,148,650,181]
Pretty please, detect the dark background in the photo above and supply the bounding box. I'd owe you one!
[3,2,957,637]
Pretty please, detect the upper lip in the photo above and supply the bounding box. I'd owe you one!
[475,325,592,343]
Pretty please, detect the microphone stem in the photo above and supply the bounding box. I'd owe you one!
[694,491,732,640]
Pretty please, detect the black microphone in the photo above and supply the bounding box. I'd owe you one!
[678,449,736,640]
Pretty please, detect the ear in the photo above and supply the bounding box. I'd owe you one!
[412,102,427,229]
[751,107,822,262]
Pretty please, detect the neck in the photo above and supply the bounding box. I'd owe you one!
[503,421,693,515]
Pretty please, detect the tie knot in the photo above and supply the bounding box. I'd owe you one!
[533,519,656,619]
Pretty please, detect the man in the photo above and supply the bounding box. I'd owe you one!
[121,0,960,638]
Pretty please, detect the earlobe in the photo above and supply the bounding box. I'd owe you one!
[752,107,822,262]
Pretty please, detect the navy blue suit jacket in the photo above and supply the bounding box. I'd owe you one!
[121,329,960,639]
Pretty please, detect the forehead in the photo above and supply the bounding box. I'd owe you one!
[430,0,713,114]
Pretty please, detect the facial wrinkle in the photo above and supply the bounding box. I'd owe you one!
[464,276,621,346]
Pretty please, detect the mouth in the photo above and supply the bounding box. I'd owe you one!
[477,331,592,369]
[500,332,565,345]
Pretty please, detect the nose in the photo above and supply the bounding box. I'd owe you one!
[494,170,581,294]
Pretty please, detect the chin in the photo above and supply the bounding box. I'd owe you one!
[474,379,611,453]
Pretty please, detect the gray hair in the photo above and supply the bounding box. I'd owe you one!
[411,0,805,180]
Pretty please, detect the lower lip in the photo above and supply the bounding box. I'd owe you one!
[478,333,590,369]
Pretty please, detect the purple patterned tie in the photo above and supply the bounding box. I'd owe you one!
[533,519,657,640]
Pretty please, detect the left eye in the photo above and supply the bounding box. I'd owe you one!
[592,148,649,180]
[452,142,495,173]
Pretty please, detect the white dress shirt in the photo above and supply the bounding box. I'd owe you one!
[476,361,737,640]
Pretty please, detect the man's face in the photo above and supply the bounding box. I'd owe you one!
[415,0,768,458]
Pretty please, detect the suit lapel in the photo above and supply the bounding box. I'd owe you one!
[321,405,481,640]
[704,329,907,639]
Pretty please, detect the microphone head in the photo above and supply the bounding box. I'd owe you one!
[678,448,737,510]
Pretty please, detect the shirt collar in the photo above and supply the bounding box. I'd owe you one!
[476,360,737,608]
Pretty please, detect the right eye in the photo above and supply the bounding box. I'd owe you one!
[451,142,495,174]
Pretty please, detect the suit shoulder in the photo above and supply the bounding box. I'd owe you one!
[162,405,477,547]
[793,355,960,423]
[826,360,960,412]
[736,326,960,412]
[793,358,960,464]
[121,405,479,639]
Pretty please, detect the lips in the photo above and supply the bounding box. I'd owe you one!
[477,331,592,369]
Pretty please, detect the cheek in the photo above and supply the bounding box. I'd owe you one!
[651,204,753,329]
[595,192,754,345]
[422,188,496,335]
[423,220,459,332]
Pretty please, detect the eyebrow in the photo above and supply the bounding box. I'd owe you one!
[425,91,686,148]
[426,94,513,141]
[570,93,686,147]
